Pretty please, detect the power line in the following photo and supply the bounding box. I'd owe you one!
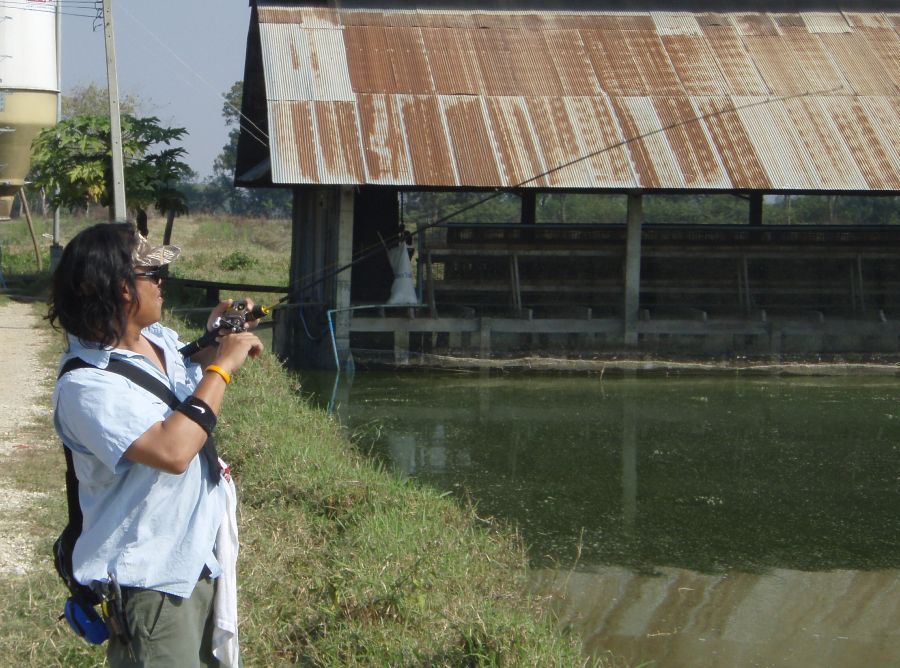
[118,3,270,151]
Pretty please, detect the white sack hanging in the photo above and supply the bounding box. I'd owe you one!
[386,244,418,305]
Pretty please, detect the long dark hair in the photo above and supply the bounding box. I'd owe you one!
[47,223,140,347]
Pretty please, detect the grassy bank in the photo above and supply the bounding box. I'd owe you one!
[0,216,593,665]
[218,353,589,665]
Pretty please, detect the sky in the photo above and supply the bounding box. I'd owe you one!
[61,0,253,178]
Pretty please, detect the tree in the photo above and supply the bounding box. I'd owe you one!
[29,114,192,238]
[201,81,290,218]
[62,82,145,119]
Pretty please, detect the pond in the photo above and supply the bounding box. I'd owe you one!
[311,371,900,667]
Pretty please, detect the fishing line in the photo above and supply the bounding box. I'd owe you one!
[118,3,270,150]
[275,84,843,306]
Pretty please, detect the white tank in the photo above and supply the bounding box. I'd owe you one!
[0,1,59,219]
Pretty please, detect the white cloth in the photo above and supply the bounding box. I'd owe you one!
[386,244,418,305]
[212,463,240,667]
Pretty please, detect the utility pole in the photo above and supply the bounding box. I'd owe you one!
[50,0,62,268]
[102,0,127,222]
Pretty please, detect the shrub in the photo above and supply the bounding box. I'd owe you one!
[220,250,258,271]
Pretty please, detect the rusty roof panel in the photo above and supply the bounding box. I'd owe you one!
[260,24,354,102]
[801,12,851,33]
[702,24,770,95]
[542,30,601,96]
[582,29,684,96]
[592,14,655,31]
[526,97,597,188]
[255,4,899,192]
[308,28,355,101]
[414,10,474,29]
[653,97,730,188]
[441,96,501,188]
[515,29,561,98]
[651,12,702,36]
[483,97,547,188]
[314,101,366,184]
[822,97,899,190]
[421,28,483,95]
[582,29,644,96]
[399,95,457,187]
[735,97,819,190]
[856,97,900,179]
[339,11,384,27]
[473,28,522,97]
[696,13,732,29]
[662,35,727,95]
[356,94,412,185]
[744,32,845,95]
[384,28,433,94]
[843,13,894,30]
[693,97,770,190]
[611,97,683,189]
[269,101,318,184]
[564,96,637,189]
[379,10,422,28]
[259,5,339,27]
[819,33,897,96]
[343,26,395,93]
[862,29,900,92]
[772,14,805,30]
[733,13,779,36]
[627,31,685,96]
[783,96,867,190]
[260,24,312,101]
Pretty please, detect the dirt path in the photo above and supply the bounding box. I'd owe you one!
[0,301,54,576]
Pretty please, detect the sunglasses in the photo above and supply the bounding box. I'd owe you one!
[134,268,165,285]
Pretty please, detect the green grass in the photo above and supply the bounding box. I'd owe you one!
[222,354,591,665]
[0,215,597,666]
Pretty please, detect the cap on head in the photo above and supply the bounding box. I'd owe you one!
[132,233,181,267]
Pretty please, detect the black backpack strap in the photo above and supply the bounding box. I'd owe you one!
[103,358,180,409]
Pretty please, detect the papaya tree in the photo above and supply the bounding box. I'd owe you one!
[29,114,192,241]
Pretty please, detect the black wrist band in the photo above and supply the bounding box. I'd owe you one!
[174,396,217,435]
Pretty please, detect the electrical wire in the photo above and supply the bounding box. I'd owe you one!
[275,85,845,305]
[0,1,97,19]
[118,3,270,150]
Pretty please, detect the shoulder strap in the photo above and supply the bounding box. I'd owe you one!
[60,357,179,409]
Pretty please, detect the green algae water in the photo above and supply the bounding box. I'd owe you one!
[316,372,900,667]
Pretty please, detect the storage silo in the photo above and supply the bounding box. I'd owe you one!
[0,1,59,219]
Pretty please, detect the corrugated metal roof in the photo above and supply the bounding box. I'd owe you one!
[249,4,900,191]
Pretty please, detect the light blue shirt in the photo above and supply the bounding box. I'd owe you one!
[53,322,225,598]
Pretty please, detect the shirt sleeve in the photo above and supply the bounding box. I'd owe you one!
[56,368,170,474]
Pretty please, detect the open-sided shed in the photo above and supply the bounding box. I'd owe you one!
[236,0,900,367]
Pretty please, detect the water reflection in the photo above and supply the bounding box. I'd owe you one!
[312,372,900,666]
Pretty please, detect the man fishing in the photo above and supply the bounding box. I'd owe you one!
[48,222,262,666]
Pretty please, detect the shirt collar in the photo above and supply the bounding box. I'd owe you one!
[61,323,168,370]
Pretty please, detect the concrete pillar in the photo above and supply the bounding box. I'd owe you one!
[623,194,643,346]
[283,186,354,369]
[521,190,536,242]
[749,193,763,226]
[334,186,355,365]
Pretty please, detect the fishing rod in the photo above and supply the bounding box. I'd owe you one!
[276,85,843,306]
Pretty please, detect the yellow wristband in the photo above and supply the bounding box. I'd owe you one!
[205,364,232,385]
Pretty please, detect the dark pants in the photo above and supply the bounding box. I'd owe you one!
[107,576,218,667]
